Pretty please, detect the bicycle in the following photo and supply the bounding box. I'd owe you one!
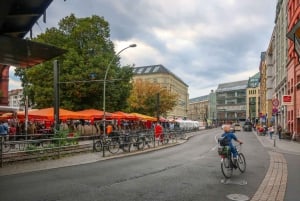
[218,142,246,178]
[94,134,120,154]
[0,140,11,153]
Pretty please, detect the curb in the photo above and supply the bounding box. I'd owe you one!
[0,133,197,176]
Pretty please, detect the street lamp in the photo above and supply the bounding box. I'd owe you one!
[103,44,137,135]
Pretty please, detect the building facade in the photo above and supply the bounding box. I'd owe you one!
[132,64,189,120]
[208,90,217,125]
[215,80,248,125]
[188,95,208,123]
[286,0,300,139]
[274,0,288,130]
[8,89,23,108]
[0,65,10,106]
[246,72,260,124]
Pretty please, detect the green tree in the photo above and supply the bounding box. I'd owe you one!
[127,79,178,116]
[15,14,133,111]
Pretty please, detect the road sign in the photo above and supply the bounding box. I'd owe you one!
[272,98,279,107]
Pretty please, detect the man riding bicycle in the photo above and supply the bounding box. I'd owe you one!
[220,124,243,166]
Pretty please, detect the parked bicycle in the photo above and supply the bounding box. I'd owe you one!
[218,142,246,178]
[94,134,119,154]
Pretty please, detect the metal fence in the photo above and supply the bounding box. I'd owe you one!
[0,128,195,167]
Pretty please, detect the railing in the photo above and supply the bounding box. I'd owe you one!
[0,128,192,167]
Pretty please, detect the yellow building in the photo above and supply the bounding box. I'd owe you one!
[132,65,189,119]
[246,73,260,123]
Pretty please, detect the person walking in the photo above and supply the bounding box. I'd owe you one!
[268,125,274,139]
[277,125,282,139]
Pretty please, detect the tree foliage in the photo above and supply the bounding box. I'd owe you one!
[127,79,178,117]
[15,14,133,111]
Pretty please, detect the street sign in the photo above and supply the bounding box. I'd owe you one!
[282,95,293,105]
[272,98,279,107]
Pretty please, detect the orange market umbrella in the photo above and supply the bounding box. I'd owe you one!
[28,107,90,120]
[130,113,157,121]
[112,111,138,120]
[76,109,113,120]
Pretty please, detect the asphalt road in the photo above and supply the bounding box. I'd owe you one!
[0,129,270,201]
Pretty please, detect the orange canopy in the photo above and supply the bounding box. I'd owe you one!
[112,111,138,120]
[76,109,113,120]
[28,107,90,120]
[129,113,157,121]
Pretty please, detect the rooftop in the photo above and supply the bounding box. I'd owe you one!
[189,95,208,103]
[133,64,188,87]
[216,80,248,93]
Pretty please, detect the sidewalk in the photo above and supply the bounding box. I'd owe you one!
[0,132,197,176]
[251,131,300,201]
[255,132,300,155]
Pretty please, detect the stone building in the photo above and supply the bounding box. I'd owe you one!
[132,64,189,119]
[188,95,208,123]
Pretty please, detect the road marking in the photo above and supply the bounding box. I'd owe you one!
[221,178,247,185]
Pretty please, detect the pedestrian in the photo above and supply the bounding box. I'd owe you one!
[277,125,282,139]
[0,121,8,141]
[268,125,274,139]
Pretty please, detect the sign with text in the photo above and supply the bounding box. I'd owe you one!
[282,95,293,105]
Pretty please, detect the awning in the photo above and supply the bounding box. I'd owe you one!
[0,35,66,67]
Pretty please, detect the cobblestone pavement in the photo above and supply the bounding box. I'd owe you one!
[252,132,300,201]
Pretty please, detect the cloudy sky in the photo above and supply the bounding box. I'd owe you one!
[10,0,277,98]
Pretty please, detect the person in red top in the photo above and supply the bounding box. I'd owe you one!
[155,122,163,141]
[9,124,17,141]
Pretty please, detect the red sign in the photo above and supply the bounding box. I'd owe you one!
[282,95,293,105]
[272,98,279,107]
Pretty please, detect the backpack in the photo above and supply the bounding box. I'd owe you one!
[218,136,230,146]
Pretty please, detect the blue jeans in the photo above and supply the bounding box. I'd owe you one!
[229,143,238,158]
[270,131,274,139]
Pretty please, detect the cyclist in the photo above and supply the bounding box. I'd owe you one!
[221,124,243,166]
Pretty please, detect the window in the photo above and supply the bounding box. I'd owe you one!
[144,67,152,73]
[153,66,160,73]
[136,68,144,74]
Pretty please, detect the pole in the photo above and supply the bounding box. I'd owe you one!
[156,93,160,122]
[103,44,136,136]
[54,60,60,131]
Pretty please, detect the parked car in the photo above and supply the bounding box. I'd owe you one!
[243,121,252,131]
[233,123,242,131]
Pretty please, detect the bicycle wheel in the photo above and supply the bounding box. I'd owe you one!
[119,134,132,152]
[108,140,120,154]
[221,157,233,178]
[237,153,246,173]
[137,139,145,150]
[94,140,103,152]
[1,142,11,153]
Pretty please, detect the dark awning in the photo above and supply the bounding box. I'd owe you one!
[0,0,53,38]
[0,0,66,67]
[0,35,66,67]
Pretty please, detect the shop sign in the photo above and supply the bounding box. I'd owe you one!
[282,95,293,105]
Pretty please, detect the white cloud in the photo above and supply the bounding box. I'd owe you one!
[9,67,22,90]
[24,0,277,98]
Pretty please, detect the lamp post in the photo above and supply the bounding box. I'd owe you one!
[103,44,137,136]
